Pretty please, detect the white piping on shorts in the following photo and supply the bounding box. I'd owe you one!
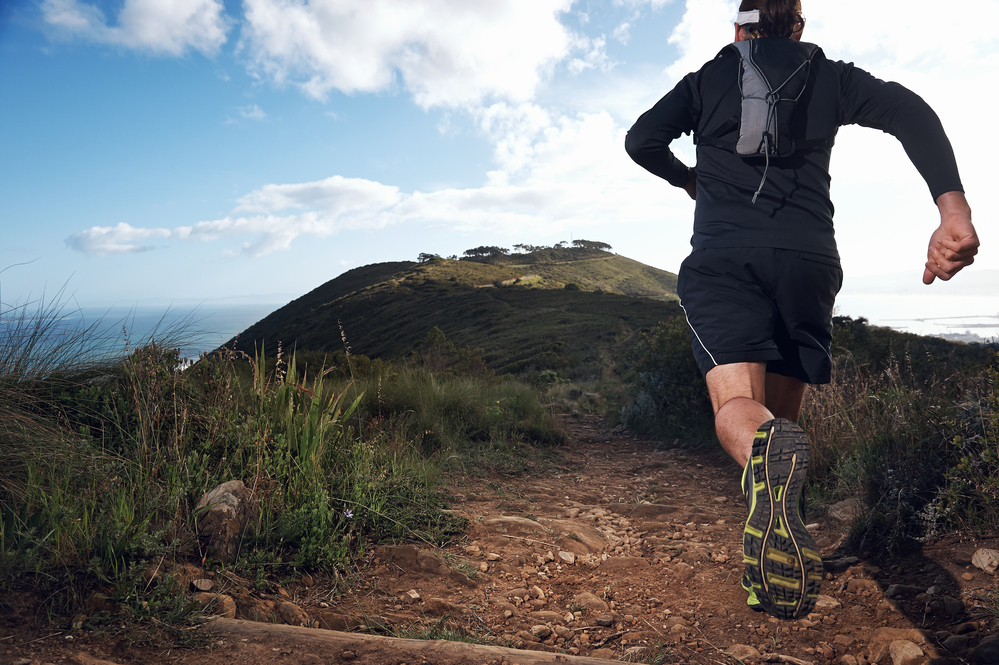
[679,300,719,366]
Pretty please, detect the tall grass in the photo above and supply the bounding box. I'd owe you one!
[620,315,999,555]
[1,295,568,624]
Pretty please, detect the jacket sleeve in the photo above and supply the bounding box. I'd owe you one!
[625,73,700,188]
[838,64,963,200]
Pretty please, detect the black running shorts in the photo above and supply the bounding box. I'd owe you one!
[676,247,843,384]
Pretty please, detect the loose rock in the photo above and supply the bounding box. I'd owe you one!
[972,549,999,575]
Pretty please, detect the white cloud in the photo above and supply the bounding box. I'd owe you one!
[238,0,577,108]
[568,35,614,74]
[238,104,266,120]
[806,0,996,69]
[612,22,632,44]
[614,0,674,7]
[66,222,172,256]
[665,0,737,80]
[41,0,230,56]
[66,107,688,259]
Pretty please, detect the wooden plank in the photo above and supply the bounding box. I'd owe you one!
[209,618,623,664]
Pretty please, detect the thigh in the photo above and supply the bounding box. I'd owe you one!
[768,250,843,384]
[678,248,784,376]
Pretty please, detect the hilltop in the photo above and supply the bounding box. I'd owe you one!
[226,249,681,376]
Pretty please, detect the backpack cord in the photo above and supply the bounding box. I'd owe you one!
[752,135,771,204]
[747,54,813,204]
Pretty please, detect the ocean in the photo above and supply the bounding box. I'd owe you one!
[66,303,282,360]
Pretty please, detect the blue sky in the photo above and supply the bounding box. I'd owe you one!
[1,0,996,338]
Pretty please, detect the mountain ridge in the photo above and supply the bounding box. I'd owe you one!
[225,252,682,376]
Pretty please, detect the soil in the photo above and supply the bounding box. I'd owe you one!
[3,415,998,665]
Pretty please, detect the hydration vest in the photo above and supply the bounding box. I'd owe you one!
[697,39,822,203]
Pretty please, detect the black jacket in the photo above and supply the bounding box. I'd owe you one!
[625,38,963,259]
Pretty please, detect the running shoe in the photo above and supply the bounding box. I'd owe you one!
[741,570,764,612]
[741,418,822,620]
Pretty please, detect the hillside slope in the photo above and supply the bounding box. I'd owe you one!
[226,254,682,376]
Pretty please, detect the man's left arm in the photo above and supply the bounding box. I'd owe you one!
[923,191,980,284]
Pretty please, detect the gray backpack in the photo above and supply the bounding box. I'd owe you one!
[700,39,821,202]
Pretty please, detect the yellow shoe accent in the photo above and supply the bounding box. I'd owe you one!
[765,548,797,566]
[765,573,802,590]
[772,515,790,538]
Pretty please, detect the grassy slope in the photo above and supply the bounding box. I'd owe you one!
[227,254,683,377]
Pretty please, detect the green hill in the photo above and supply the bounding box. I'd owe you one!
[226,253,682,378]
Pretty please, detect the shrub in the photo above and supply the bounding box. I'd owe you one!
[619,318,713,443]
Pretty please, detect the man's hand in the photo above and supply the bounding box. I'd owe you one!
[923,191,979,284]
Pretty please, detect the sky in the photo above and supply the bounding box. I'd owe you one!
[1,0,996,339]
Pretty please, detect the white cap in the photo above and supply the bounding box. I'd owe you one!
[737,9,760,24]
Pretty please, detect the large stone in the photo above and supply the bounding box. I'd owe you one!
[941,635,970,654]
[727,645,762,661]
[424,598,464,616]
[531,625,552,639]
[538,518,609,554]
[313,611,363,631]
[192,592,237,619]
[478,516,549,537]
[379,545,450,576]
[942,596,965,620]
[868,628,931,663]
[886,585,923,599]
[848,578,882,596]
[572,591,608,613]
[195,480,259,564]
[815,594,842,610]
[970,634,999,664]
[889,640,924,665]
[229,590,276,622]
[278,601,308,626]
[972,549,999,575]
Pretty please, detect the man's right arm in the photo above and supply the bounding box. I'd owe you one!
[625,75,700,190]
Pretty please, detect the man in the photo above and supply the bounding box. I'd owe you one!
[625,0,979,620]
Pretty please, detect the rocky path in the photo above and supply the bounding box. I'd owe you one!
[4,415,998,665]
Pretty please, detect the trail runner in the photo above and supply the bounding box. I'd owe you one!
[625,0,980,620]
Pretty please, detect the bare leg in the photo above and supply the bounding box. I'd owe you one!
[706,363,808,467]
[706,362,771,468]
[765,372,807,422]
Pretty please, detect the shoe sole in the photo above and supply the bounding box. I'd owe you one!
[743,418,822,620]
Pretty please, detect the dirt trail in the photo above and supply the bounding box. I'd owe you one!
[4,415,997,665]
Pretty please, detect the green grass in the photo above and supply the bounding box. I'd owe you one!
[619,312,999,556]
[226,255,680,386]
[0,296,569,630]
